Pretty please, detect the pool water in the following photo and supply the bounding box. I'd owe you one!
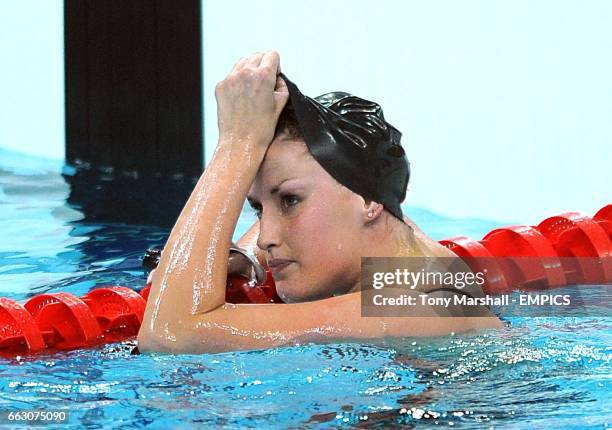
[1,149,610,429]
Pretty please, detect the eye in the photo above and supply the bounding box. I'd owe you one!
[280,194,300,211]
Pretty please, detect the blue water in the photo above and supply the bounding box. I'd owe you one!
[1,149,610,429]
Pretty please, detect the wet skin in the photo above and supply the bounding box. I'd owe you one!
[137,51,503,354]
[247,138,374,302]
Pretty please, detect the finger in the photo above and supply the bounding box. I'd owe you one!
[245,52,265,68]
[146,269,156,285]
[260,50,281,74]
[231,57,248,73]
[274,75,288,93]
[274,77,290,115]
[275,90,289,114]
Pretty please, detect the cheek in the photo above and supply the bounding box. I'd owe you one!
[276,196,360,302]
[289,196,357,263]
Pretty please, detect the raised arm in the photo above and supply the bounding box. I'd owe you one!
[138,51,288,347]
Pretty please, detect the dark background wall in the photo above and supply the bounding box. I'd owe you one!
[64,0,203,226]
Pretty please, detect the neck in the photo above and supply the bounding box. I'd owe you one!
[344,217,424,295]
[369,216,425,257]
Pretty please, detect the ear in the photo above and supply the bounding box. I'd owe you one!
[363,200,384,224]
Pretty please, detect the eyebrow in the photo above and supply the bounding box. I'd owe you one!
[247,177,297,204]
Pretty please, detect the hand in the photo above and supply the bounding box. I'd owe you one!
[228,251,252,278]
[228,246,267,284]
[215,51,289,149]
[146,268,156,286]
[146,251,262,285]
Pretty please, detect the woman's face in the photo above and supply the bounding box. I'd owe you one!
[247,137,365,302]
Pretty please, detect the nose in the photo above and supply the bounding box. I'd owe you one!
[256,209,282,252]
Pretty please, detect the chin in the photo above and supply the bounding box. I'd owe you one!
[276,283,306,303]
[276,280,328,304]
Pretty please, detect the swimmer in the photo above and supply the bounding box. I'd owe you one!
[137,51,503,354]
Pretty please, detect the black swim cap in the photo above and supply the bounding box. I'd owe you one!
[280,74,410,221]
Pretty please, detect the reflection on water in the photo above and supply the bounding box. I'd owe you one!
[0,148,261,300]
[0,150,86,295]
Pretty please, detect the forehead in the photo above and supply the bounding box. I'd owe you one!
[253,138,316,185]
[248,136,356,204]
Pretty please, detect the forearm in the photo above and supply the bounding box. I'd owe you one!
[143,142,267,332]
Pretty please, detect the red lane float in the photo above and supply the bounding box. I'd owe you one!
[82,287,146,334]
[438,236,509,294]
[1,203,610,356]
[594,204,612,240]
[537,212,612,284]
[0,298,45,352]
[226,267,281,304]
[437,205,612,294]
[139,284,150,301]
[481,225,566,291]
[24,293,102,349]
[0,268,279,356]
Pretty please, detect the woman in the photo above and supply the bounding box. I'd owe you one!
[137,51,502,354]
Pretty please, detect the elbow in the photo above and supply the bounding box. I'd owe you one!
[137,327,164,353]
[137,319,222,354]
[137,324,184,354]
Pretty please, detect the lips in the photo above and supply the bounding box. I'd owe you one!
[268,258,295,275]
